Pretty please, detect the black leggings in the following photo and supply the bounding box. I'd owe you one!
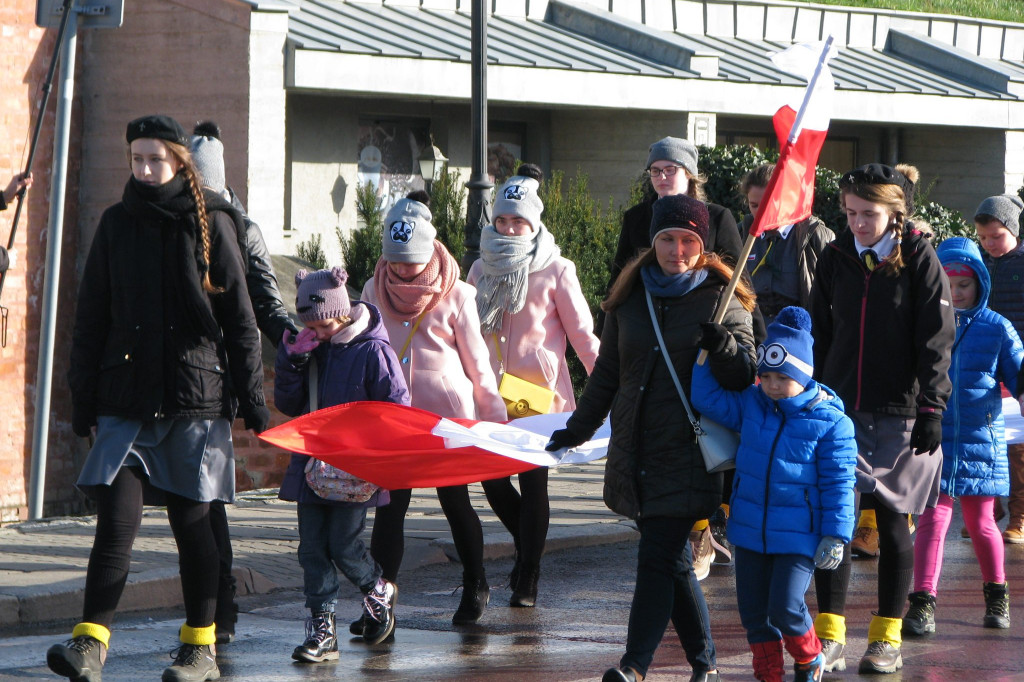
[209,500,236,610]
[371,485,485,584]
[481,468,550,569]
[83,467,220,629]
[814,494,914,619]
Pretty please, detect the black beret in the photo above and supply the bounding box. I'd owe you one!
[840,163,915,213]
[650,194,710,248]
[126,114,189,146]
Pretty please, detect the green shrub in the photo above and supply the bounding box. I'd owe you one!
[429,165,467,268]
[295,233,327,270]
[540,168,623,397]
[698,144,778,221]
[339,182,384,292]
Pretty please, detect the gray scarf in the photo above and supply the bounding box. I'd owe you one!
[475,223,559,334]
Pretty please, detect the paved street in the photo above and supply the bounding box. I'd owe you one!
[2,471,1024,680]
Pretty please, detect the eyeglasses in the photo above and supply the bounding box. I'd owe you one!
[647,165,684,179]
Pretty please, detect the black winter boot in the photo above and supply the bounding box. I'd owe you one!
[47,635,107,682]
[902,591,936,636]
[162,643,219,681]
[510,565,539,607]
[362,579,398,644]
[983,581,1010,629]
[291,611,338,663]
[452,576,490,624]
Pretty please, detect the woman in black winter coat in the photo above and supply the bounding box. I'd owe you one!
[548,194,757,682]
[48,115,268,682]
[808,163,953,676]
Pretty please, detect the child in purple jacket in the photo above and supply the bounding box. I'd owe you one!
[275,267,409,662]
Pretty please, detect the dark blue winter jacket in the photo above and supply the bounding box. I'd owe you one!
[983,240,1024,342]
[936,237,1023,498]
[691,361,856,559]
[276,301,410,506]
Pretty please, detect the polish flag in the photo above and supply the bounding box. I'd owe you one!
[749,39,837,237]
[258,402,610,490]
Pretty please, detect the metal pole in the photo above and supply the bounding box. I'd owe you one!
[28,13,78,520]
[462,0,492,271]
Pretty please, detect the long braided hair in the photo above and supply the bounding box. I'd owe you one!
[163,140,223,293]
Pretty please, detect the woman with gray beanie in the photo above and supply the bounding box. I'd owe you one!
[467,175,600,607]
[362,196,507,625]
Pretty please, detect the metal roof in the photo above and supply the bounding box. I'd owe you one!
[284,1,1019,100]
[287,1,689,76]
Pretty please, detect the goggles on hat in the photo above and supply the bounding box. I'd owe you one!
[757,343,814,378]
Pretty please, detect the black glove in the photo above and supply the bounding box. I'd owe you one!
[698,322,732,356]
[910,411,942,455]
[243,404,272,434]
[71,403,95,438]
[545,427,588,452]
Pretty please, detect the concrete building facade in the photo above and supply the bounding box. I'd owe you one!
[2,0,1024,518]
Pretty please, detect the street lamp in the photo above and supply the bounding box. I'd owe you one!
[418,141,448,189]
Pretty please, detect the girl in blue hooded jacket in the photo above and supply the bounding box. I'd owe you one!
[903,237,1024,635]
[692,306,856,682]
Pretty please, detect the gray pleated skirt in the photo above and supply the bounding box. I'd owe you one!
[851,410,941,514]
[77,416,236,505]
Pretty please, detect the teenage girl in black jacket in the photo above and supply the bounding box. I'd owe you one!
[48,115,267,682]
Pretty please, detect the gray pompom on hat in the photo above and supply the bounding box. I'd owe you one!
[492,176,543,232]
[190,121,226,194]
[383,198,437,263]
[646,136,698,176]
[294,267,351,322]
[975,194,1024,237]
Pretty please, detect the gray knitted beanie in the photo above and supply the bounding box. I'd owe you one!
[383,198,437,263]
[492,176,543,231]
[189,121,226,194]
[975,194,1024,237]
[646,136,698,176]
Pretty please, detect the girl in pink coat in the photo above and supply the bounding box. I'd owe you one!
[362,196,507,626]
[467,174,601,607]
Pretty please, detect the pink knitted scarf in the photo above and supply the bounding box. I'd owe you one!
[373,240,460,321]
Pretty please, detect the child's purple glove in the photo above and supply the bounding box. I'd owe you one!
[283,327,320,357]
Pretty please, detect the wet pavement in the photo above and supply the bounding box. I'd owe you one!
[2,460,1023,680]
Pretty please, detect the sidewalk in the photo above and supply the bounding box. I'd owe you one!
[0,461,634,629]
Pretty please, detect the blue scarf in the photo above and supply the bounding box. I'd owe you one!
[641,264,708,298]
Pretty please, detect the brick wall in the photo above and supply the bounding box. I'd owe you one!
[0,1,77,521]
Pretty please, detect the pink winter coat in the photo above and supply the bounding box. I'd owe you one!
[361,279,507,423]
[467,256,600,413]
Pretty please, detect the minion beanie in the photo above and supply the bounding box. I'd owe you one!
[757,306,814,387]
[492,176,543,231]
[294,267,351,322]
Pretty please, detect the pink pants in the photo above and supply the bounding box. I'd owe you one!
[914,493,1004,595]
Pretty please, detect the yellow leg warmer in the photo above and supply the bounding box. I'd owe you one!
[692,519,709,531]
[179,623,217,646]
[868,615,902,648]
[813,613,846,645]
[72,622,111,648]
[858,509,877,529]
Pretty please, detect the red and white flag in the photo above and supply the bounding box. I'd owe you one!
[749,39,837,237]
[258,402,610,490]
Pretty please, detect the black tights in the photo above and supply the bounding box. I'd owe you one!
[814,495,914,619]
[481,468,550,569]
[83,467,220,629]
[371,485,485,584]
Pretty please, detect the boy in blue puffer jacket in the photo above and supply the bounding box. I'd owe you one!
[693,306,856,682]
[903,237,1024,636]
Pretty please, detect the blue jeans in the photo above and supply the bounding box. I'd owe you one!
[621,516,716,677]
[734,546,815,643]
[297,502,381,612]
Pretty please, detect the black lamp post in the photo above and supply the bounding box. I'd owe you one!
[463,0,492,271]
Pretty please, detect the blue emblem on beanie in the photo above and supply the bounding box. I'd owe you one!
[757,306,814,387]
